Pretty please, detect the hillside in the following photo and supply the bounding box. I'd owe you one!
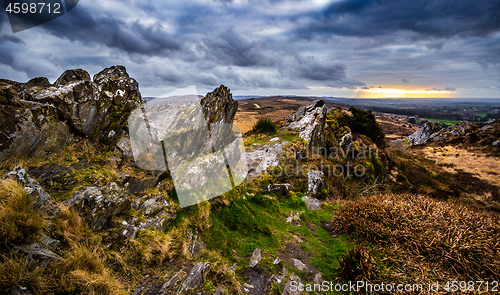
[0,66,499,295]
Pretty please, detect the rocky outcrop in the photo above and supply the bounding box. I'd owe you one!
[63,182,131,230]
[201,85,238,124]
[286,99,327,151]
[406,122,442,145]
[302,196,321,210]
[175,262,210,294]
[0,65,144,159]
[246,143,283,178]
[306,170,324,198]
[2,166,59,216]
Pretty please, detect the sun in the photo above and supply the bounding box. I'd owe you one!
[353,88,453,99]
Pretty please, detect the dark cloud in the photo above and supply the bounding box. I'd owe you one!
[202,30,276,67]
[295,57,346,81]
[304,0,500,39]
[41,5,182,55]
[402,78,409,83]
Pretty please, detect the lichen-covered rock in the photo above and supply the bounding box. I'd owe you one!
[2,166,60,216]
[302,196,321,210]
[306,170,324,198]
[246,143,283,178]
[0,66,144,159]
[286,99,327,151]
[258,183,290,196]
[201,84,238,124]
[249,248,262,268]
[339,132,352,155]
[406,122,442,145]
[63,182,131,230]
[175,262,210,294]
[283,274,303,295]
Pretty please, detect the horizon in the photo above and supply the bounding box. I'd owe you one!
[1,0,499,100]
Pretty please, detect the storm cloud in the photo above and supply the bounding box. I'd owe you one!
[0,0,499,97]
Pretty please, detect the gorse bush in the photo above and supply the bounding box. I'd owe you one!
[252,118,277,134]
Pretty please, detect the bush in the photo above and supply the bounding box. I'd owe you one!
[252,118,277,134]
[338,245,377,281]
[345,106,386,147]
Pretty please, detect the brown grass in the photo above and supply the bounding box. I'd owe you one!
[333,194,500,284]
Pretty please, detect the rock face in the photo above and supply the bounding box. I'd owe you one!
[2,166,59,216]
[0,65,144,159]
[246,143,283,178]
[306,170,324,198]
[63,182,131,230]
[201,85,238,124]
[406,122,442,145]
[286,99,327,151]
[175,262,210,294]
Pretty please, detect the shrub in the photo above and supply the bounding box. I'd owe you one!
[338,245,377,281]
[345,106,386,147]
[252,118,277,134]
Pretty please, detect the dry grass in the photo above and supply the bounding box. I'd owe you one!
[417,145,500,188]
[0,180,45,247]
[333,194,500,284]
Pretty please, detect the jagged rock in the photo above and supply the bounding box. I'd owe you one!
[138,194,169,215]
[0,66,144,159]
[244,267,267,295]
[175,262,210,294]
[406,122,442,145]
[121,208,176,239]
[286,99,327,151]
[124,175,160,195]
[249,248,262,268]
[339,132,352,155]
[186,228,207,258]
[201,85,238,124]
[63,182,131,230]
[116,134,133,157]
[2,167,59,216]
[270,137,280,142]
[428,121,472,142]
[14,243,63,263]
[258,183,290,196]
[273,257,282,265]
[246,143,283,178]
[302,196,321,210]
[291,259,307,271]
[306,170,324,198]
[283,274,303,295]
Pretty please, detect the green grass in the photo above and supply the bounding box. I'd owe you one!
[203,193,350,281]
[475,113,487,118]
[423,118,459,125]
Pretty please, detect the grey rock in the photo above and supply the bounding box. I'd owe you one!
[246,144,283,178]
[186,228,207,258]
[116,134,133,157]
[302,196,321,210]
[407,122,442,145]
[249,248,262,268]
[0,66,144,159]
[39,234,60,248]
[175,262,210,294]
[291,258,307,271]
[283,274,303,295]
[270,137,280,142]
[306,170,324,198]
[314,273,323,284]
[139,194,169,216]
[258,183,290,196]
[201,85,238,124]
[273,257,282,265]
[286,99,327,151]
[339,132,352,155]
[63,182,131,230]
[2,167,59,216]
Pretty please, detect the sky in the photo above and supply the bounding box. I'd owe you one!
[1,0,500,98]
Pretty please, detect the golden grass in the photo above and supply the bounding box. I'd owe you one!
[419,146,500,188]
[0,180,45,246]
[333,194,500,283]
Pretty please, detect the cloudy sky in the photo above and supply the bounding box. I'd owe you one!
[1,0,499,98]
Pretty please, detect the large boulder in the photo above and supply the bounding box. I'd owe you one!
[286,99,327,151]
[63,182,131,230]
[201,84,238,124]
[406,122,442,145]
[0,66,144,159]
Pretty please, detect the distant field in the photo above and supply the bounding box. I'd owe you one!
[476,113,487,118]
[420,118,459,125]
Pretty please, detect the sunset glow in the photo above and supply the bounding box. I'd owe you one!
[353,88,454,99]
